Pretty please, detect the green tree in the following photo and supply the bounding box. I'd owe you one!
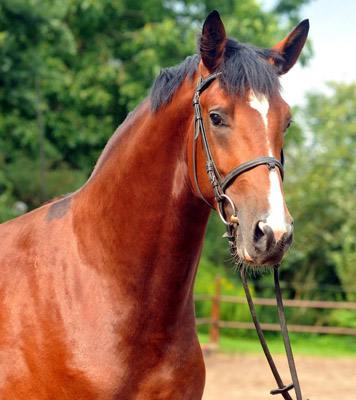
[0,0,84,210]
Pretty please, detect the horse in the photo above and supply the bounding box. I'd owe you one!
[0,10,308,399]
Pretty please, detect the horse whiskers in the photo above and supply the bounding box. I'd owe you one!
[229,251,275,278]
[242,264,274,278]
[231,256,243,273]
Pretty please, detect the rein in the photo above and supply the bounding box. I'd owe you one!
[193,72,308,400]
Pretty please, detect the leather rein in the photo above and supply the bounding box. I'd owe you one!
[192,72,308,400]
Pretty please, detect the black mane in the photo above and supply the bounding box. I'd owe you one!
[150,37,283,112]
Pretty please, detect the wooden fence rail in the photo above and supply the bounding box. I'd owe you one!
[194,276,356,344]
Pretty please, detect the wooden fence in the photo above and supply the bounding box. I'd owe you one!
[194,276,356,344]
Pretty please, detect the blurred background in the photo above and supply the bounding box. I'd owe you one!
[1,0,356,356]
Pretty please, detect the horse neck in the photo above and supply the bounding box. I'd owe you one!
[73,76,210,303]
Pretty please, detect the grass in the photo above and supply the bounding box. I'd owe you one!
[198,332,356,358]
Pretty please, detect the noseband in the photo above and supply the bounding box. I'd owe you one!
[193,72,308,400]
[192,71,284,250]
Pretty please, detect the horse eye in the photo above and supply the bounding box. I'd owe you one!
[286,119,293,130]
[210,113,223,126]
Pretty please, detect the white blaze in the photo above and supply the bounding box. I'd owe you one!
[249,91,287,240]
[249,92,269,137]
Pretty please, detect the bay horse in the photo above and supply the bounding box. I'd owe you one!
[0,11,308,399]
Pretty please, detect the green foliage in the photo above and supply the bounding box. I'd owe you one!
[0,168,16,222]
[194,255,255,337]
[3,155,87,208]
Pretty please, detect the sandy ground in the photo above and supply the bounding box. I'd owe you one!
[202,351,356,400]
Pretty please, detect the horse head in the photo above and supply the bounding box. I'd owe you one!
[189,11,309,266]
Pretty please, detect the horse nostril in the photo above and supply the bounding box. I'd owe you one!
[249,220,294,263]
[254,221,275,251]
[254,221,265,243]
[285,223,294,247]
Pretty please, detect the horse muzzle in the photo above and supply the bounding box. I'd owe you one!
[238,218,294,266]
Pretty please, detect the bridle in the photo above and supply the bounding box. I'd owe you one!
[192,71,284,251]
[193,72,308,400]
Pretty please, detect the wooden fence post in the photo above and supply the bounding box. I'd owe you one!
[210,275,221,345]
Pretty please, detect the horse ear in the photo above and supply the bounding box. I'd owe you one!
[200,10,226,74]
[272,19,309,75]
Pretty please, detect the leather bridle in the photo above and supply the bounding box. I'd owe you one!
[192,71,284,249]
[193,72,308,400]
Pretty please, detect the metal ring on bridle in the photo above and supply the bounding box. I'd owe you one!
[217,194,237,225]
